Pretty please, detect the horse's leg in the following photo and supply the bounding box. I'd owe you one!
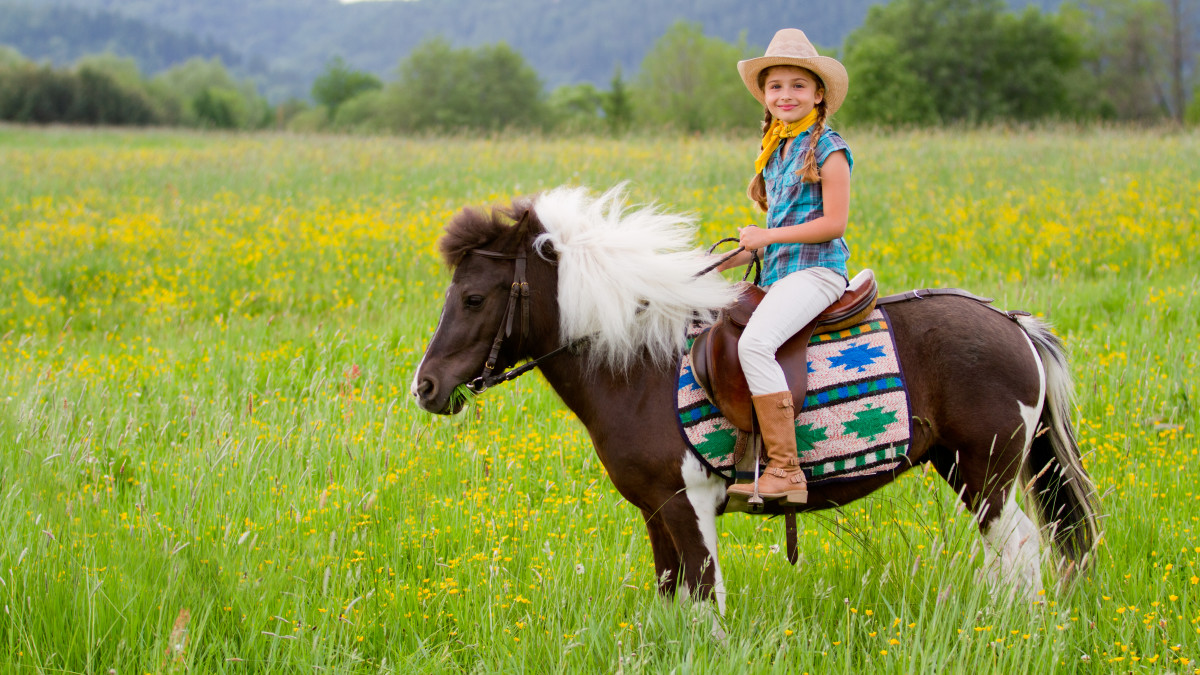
[637,452,727,614]
[628,464,727,615]
[641,507,682,597]
[677,452,728,615]
[979,486,1044,599]
[975,343,1050,600]
[929,397,1046,601]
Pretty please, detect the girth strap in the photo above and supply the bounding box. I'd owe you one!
[785,507,799,565]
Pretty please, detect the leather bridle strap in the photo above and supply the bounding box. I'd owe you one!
[463,244,581,394]
[467,246,530,393]
[468,339,578,394]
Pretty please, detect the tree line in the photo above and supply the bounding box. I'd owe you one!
[1,0,1196,131]
[28,0,954,100]
[0,47,270,128]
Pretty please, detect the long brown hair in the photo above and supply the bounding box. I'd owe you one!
[746,67,828,213]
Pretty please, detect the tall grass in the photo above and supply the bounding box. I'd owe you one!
[0,125,1196,673]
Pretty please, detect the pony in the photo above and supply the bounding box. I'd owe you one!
[411,185,1101,613]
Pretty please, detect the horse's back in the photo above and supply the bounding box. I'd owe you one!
[884,295,1044,440]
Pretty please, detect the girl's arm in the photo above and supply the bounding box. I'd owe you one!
[738,150,851,252]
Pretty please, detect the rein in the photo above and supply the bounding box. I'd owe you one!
[702,237,760,284]
[463,234,755,394]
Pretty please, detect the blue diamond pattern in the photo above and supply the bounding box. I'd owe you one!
[828,341,886,373]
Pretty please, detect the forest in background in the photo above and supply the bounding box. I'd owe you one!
[1,0,1197,132]
[8,0,1061,100]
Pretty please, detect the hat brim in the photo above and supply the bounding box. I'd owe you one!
[738,55,848,116]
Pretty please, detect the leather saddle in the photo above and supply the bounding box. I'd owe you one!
[690,269,878,432]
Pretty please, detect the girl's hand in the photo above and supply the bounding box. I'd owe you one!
[738,225,773,252]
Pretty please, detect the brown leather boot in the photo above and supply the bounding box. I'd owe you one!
[727,391,808,503]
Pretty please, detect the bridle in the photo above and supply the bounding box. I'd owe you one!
[461,227,753,394]
[462,214,579,394]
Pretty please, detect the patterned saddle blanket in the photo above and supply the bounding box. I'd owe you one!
[677,308,913,484]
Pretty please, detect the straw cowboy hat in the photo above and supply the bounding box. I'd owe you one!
[738,28,849,115]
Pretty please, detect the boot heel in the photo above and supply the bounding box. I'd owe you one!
[785,491,808,505]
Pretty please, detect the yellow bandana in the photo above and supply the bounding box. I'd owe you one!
[753,109,819,175]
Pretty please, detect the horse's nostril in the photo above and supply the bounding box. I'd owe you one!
[416,377,436,400]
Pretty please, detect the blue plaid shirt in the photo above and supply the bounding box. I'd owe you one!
[760,128,853,288]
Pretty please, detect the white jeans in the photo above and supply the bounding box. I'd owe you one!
[739,266,847,396]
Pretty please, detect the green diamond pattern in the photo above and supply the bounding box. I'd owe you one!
[794,423,829,452]
[842,404,897,442]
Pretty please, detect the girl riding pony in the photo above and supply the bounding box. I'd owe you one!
[719,28,854,504]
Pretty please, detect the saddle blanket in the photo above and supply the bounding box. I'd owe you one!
[676,308,913,484]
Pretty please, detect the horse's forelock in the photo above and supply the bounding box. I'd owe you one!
[438,207,506,268]
[439,199,538,268]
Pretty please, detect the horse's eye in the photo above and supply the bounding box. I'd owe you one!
[464,295,485,309]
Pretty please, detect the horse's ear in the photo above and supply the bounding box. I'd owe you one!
[514,209,531,231]
[505,208,535,252]
[515,208,558,263]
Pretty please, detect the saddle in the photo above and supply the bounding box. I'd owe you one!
[690,269,878,431]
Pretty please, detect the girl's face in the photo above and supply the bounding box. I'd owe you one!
[763,66,824,123]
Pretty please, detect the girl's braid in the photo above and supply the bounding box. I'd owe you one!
[798,99,828,184]
[759,106,774,135]
[745,108,774,212]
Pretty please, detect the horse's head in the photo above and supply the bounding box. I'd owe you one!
[411,199,557,414]
[413,185,739,414]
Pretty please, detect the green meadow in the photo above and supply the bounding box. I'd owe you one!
[0,125,1196,673]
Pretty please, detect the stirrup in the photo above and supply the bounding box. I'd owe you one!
[747,432,765,510]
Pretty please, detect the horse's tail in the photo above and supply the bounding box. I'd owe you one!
[1017,315,1102,575]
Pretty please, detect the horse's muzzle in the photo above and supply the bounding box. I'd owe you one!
[412,375,466,415]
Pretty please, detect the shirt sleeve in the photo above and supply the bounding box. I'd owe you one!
[816,130,853,173]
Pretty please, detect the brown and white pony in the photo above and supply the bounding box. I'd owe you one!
[411,186,1100,613]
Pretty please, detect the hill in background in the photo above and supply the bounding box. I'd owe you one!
[11,0,1060,101]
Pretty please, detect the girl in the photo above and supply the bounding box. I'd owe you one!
[719,28,853,503]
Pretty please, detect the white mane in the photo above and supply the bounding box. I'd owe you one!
[532,185,739,371]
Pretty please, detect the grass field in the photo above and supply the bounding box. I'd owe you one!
[0,124,1196,673]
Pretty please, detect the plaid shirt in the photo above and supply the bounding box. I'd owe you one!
[760,128,853,288]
